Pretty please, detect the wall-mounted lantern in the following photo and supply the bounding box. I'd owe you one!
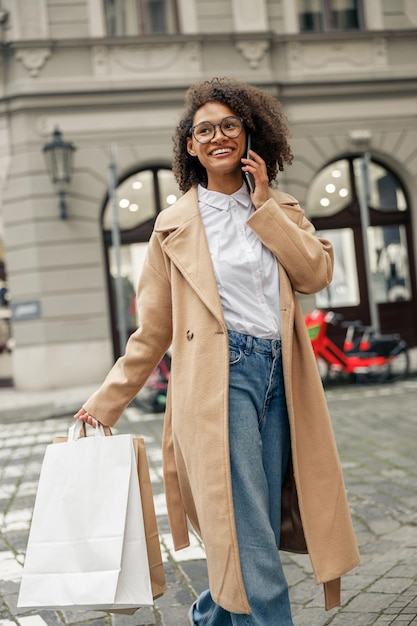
[43,128,76,219]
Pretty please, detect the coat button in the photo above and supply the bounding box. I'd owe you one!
[186,330,194,341]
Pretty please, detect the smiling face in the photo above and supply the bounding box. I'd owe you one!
[186,102,247,193]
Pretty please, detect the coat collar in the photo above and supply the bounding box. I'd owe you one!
[154,187,200,231]
[153,185,292,327]
[154,185,286,231]
[154,187,226,326]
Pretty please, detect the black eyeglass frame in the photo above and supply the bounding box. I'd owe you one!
[189,116,245,144]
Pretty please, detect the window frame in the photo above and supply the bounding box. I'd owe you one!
[102,164,179,359]
[298,0,364,34]
[103,0,180,37]
[306,154,417,346]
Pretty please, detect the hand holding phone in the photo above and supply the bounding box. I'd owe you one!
[244,133,256,193]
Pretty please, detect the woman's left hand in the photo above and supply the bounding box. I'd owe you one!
[241,149,269,209]
[74,407,99,429]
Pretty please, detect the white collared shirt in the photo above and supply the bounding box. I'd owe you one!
[198,183,280,339]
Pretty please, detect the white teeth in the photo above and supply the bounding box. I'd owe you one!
[211,148,232,156]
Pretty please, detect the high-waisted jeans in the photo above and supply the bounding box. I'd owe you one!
[190,330,294,626]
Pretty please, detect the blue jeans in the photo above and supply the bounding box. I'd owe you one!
[190,330,294,626]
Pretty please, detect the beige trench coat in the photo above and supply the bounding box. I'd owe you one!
[84,187,360,614]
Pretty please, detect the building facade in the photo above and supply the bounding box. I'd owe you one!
[0,0,416,390]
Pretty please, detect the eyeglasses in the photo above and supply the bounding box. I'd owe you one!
[190,116,244,144]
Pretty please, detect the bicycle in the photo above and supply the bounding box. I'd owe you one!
[135,352,171,412]
[304,309,410,385]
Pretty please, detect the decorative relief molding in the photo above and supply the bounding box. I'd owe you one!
[91,42,201,77]
[236,40,270,69]
[374,38,388,67]
[115,44,184,72]
[15,48,51,77]
[36,116,56,137]
[91,46,109,77]
[287,38,388,75]
[348,129,372,152]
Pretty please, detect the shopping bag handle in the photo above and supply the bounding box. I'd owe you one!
[69,420,112,442]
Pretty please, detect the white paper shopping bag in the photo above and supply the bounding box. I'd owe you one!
[18,422,153,611]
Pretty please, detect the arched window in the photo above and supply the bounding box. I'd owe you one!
[102,166,179,358]
[305,156,417,345]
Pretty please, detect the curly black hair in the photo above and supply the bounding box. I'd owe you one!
[172,77,293,192]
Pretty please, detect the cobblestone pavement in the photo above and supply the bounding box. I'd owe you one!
[0,377,416,626]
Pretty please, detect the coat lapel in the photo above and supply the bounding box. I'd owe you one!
[154,187,225,326]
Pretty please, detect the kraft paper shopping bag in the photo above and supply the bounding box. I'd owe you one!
[18,421,153,611]
[132,437,166,601]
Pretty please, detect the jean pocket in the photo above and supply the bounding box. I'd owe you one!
[229,345,243,366]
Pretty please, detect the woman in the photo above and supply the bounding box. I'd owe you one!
[75,78,360,625]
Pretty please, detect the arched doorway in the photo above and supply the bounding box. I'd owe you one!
[102,165,180,359]
[306,155,417,346]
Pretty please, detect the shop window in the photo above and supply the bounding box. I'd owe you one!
[103,166,180,303]
[315,228,360,308]
[352,159,407,213]
[307,158,407,220]
[306,159,352,217]
[103,166,179,356]
[298,0,362,33]
[103,167,179,231]
[104,0,179,36]
[368,225,411,304]
[306,156,413,310]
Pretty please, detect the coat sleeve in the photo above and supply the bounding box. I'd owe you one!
[247,193,334,295]
[83,231,173,425]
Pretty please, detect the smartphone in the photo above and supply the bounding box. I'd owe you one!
[244,133,256,193]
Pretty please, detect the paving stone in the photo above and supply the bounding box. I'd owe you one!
[292,606,327,626]
[1,380,417,625]
[370,579,414,595]
[328,613,379,625]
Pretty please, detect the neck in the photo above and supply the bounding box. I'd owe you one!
[206,173,243,195]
